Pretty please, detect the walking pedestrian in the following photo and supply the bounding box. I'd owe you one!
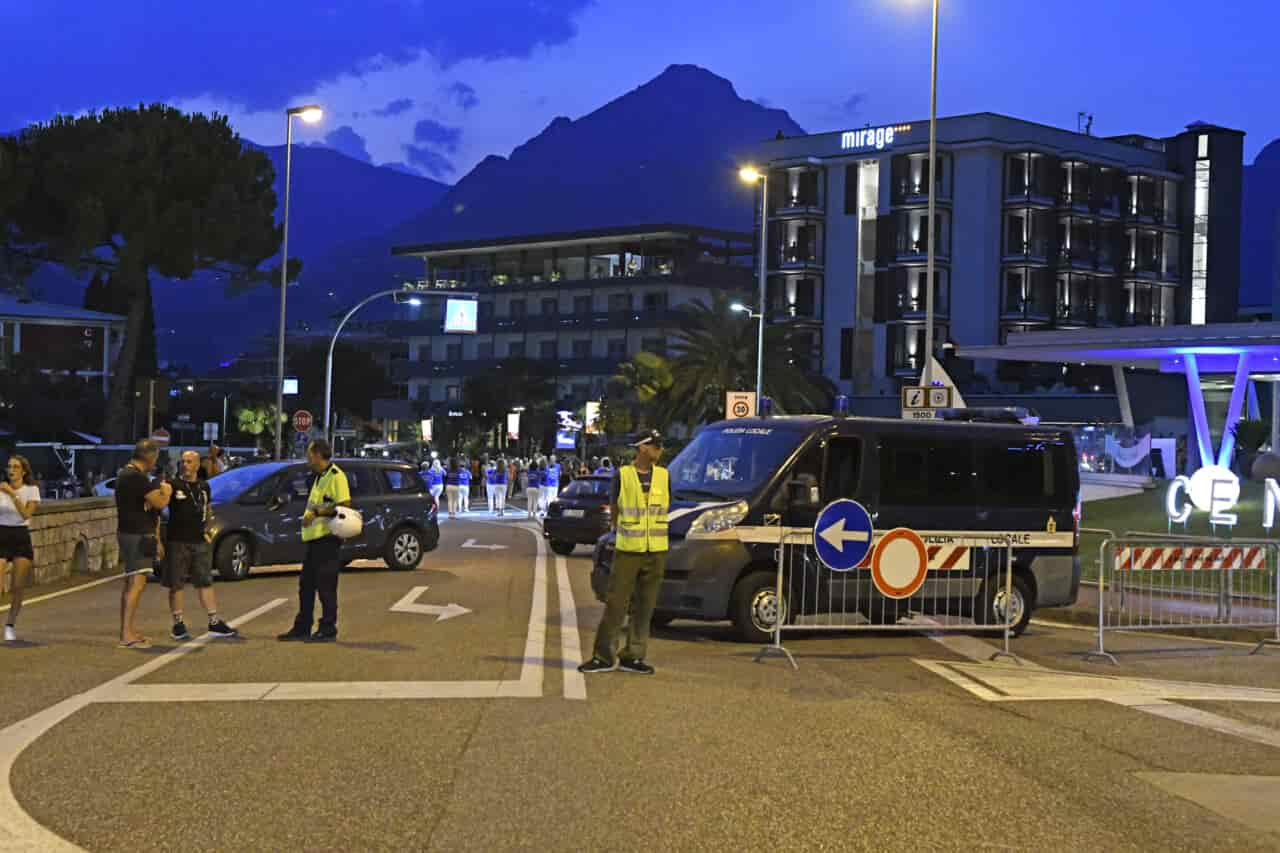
[1,455,40,642]
[426,459,444,507]
[277,439,350,643]
[526,461,543,519]
[579,430,669,675]
[444,458,463,519]
[492,457,508,516]
[163,451,239,640]
[484,458,499,514]
[458,460,472,514]
[116,439,173,649]
[542,455,561,513]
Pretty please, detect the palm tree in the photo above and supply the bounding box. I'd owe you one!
[666,291,832,426]
[609,351,675,431]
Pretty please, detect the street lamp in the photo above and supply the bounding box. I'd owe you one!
[274,103,323,460]
[738,166,769,414]
[921,0,940,388]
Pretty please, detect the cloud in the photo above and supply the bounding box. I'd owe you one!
[382,161,425,177]
[403,146,455,179]
[374,98,415,117]
[319,125,372,163]
[0,0,592,125]
[412,118,462,152]
[446,82,479,111]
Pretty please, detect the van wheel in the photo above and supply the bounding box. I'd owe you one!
[215,535,252,581]
[981,572,1033,636]
[731,570,786,644]
[385,527,424,571]
[549,539,576,556]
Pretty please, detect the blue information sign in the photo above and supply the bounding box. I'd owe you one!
[812,499,874,572]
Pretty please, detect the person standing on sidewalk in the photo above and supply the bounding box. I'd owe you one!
[162,451,239,641]
[483,457,498,513]
[525,460,543,519]
[458,459,472,514]
[0,455,40,642]
[278,440,350,643]
[579,430,669,676]
[116,439,173,649]
[542,455,561,514]
[491,456,508,516]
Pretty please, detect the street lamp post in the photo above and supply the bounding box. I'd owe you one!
[739,166,769,413]
[275,103,323,460]
[731,302,764,409]
[922,0,940,389]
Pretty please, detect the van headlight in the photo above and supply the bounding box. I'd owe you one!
[687,501,749,537]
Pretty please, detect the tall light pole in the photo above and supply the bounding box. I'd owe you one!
[922,0,940,388]
[275,103,323,460]
[739,165,769,413]
[731,302,764,407]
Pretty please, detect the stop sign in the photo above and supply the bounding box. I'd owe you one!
[292,410,313,433]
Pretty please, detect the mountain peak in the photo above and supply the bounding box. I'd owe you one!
[645,63,739,96]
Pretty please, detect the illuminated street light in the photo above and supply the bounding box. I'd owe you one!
[274,102,324,459]
[738,165,769,414]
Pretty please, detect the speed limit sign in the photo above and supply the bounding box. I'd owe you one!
[725,391,757,421]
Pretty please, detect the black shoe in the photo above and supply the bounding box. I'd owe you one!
[577,656,616,674]
[208,619,239,639]
[277,628,310,642]
[170,621,191,641]
[618,658,655,675]
[307,631,338,643]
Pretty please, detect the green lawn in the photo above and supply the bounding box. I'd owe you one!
[1078,481,1280,581]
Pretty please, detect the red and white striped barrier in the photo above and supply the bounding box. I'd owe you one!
[1116,545,1267,571]
[854,544,970,571]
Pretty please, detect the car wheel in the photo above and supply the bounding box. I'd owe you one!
[981,571,1033,636]
[549,539,576,556]
[215,534,252,581]
[385,526,424,571]
[730,570,786,644]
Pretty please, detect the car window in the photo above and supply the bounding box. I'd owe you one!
[824,437,863,500]
[382,468,422,494]
[343,466,378,497]
[562,478,610,498]
[879,437,973,506]
[976,438,1067,507]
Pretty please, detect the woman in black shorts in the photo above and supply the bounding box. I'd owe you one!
[1,455,41,643]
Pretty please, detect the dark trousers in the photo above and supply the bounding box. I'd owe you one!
[592,550,666,663]
[295,536,342,635]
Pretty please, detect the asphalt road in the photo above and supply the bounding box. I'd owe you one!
[4,515,1280,851]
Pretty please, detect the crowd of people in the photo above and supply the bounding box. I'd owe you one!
[418,453,618,520]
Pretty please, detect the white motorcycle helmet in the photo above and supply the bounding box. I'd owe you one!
[328,506,364,540]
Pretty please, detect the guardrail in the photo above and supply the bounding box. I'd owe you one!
[1086,537,1280,664]
[756,529,1020,670]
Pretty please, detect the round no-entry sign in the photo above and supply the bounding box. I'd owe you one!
[870,527,928,599]
[292,410,313,433]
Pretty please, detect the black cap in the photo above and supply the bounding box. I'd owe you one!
[630,429,663,448]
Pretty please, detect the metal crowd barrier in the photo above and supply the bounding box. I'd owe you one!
[756,528,1020,670]
[1086,537,1280,664]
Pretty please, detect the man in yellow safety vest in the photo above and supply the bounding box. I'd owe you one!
[579,429,668,675]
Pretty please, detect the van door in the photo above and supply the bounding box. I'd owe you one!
[974,435,1071,538]
[874,435,976,533]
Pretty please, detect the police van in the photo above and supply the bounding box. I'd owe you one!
[591,414,1080,642]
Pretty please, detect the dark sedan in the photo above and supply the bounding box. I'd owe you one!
[205,459,439,580]
[542,475,612,555]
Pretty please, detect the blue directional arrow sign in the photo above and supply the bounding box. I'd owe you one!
[812,499,874,572]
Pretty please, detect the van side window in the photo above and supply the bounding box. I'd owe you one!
[879,437,973,506]
[977,439,1063,507]
[824,437,862,499]
[776,443,824,509]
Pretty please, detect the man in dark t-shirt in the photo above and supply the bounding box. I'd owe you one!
[115,439,172,648]
[162,450,238,641]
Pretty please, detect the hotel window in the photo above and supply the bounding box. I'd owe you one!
[572,339,592,358]
[608,293,632,313]
[509,299,526,319]
[607,338,627,359]
[479,301,494,321]
[539,340,557,359]
[1191,158,1210,325]
[446,343,462,362]
[508,341,525,358]
[414,384,430,402]
[445,385,461,402]
[839,328,853,380]
[541,297,558,316]
[574,295,592,315]
[642,291,667,311]
[477,342,493,359]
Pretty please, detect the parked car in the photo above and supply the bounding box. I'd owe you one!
[542,475,612,555]
[205,459,439,580]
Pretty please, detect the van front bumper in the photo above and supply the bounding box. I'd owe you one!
[592,535,752,621]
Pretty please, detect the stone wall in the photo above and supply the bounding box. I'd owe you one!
[3,498,119,592]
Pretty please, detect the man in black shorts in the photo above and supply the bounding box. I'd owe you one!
[163,451,238,640]
[116,439,172,648]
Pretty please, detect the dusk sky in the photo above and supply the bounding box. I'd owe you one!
[4,0,1277,181]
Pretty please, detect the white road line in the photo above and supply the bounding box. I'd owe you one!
[0,597,286,853]
[1124,701,1280,751]
[0,569,153,615]
[911,617,1046,670]
[555,554,587,701]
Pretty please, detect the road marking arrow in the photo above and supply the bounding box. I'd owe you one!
[461,539,507,551]
[390,586,472,622]
[818,517,871,552]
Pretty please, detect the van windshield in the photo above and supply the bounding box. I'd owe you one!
[667,426,805,501]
